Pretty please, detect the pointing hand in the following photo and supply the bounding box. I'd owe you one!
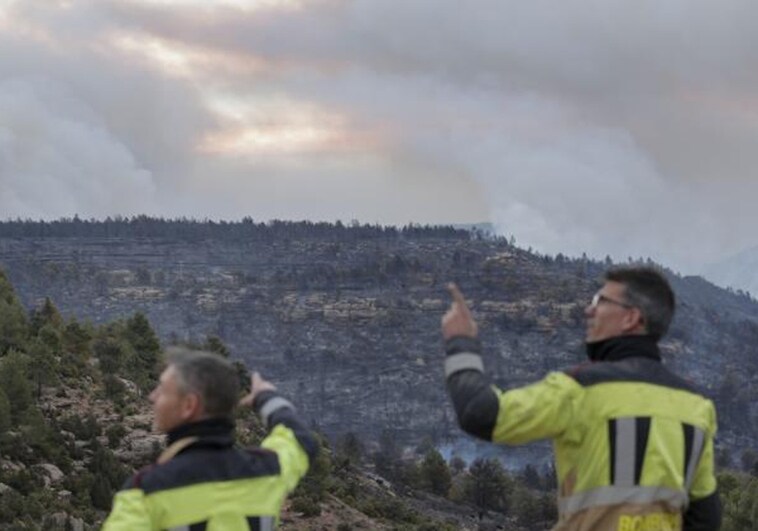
[239,372,277,408]
[442,283,479,340]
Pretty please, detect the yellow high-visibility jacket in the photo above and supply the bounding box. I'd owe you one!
[102,392,316,530]
[445,335,721,531]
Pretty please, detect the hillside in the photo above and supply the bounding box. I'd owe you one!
[1,219,757,463]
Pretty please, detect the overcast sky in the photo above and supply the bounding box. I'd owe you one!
[1,0,758,275]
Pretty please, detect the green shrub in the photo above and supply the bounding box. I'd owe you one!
[293,435,331,502]
[291,496,321,517]
[419,449,451,496]
[106,424,128,449]
[90,475,113,511]
[357,497,420,524]
[0,489,23,523]
[103,374,127,404]
[60,413,101,440]
[0,350,33,423]
[0,388,10,435]
[720,471,758,530]
[6,468,43,495]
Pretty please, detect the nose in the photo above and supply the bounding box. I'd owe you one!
[584,302,595,318]
[149,388,158,403]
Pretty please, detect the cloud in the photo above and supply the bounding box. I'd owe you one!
[2,0,758,273]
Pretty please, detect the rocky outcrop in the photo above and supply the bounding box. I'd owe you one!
[34,463,64,486]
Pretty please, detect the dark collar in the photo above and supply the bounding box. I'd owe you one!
[585,335,661,362]
[166,417,235,449]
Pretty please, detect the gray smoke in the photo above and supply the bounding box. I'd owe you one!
[3,0,758,274]
[0,77,157,218]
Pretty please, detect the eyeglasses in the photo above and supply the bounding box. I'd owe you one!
[590,292,634,310]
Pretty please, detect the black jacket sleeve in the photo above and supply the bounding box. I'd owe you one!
[253,390,319,464]
[444,336,499,441]
[683,491,721,531]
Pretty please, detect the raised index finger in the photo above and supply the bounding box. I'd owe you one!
[447,283,469,310]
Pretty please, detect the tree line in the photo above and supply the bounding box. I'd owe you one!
[0,216,472,242]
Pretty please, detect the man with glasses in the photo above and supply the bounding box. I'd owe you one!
[442,266,720,530]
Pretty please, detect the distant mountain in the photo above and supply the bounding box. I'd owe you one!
[704,245,758,297]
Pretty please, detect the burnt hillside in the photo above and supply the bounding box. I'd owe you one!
[1,218,756,465]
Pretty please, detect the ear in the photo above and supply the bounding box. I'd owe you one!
[622,307,646,334]
[180,393,203,422]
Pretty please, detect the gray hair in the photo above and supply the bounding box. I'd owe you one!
[165,347,239,418]
[605,266,675,340]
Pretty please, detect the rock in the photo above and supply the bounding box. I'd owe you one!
[0,460,25,473]
[118,376,139,395]
[46,512,83,531]
[116,430,163,462]
[49,513,68,528]
[34,463,65,486]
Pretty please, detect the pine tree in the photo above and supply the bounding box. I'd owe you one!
[89,475,113,511]
[0,387,10,435]
[62,319,92,356]
[374,429,401,481]
[124,312,161,390]
[0,271,28,355]
[61,318,93,376]
[90,441,128,489]
[337,432,364,467]
[463,458,512,515]
[37,323,62,355]
[0,350,33,423]
[449,455,466,476]
[420,448,452,496]
[93,337,127,374]
[29,297,63,336]
[27,338,57,399]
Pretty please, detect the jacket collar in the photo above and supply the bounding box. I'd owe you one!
[585,334,661,362]
[166,417,235,449]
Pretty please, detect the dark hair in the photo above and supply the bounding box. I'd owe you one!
[166,347,239,418]
[605,266,675,340]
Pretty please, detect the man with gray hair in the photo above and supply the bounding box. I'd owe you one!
[103,348,317,530]
[443,266,720,530]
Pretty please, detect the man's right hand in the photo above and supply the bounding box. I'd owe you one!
[442,283,479,340]
[239,372,277,408]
